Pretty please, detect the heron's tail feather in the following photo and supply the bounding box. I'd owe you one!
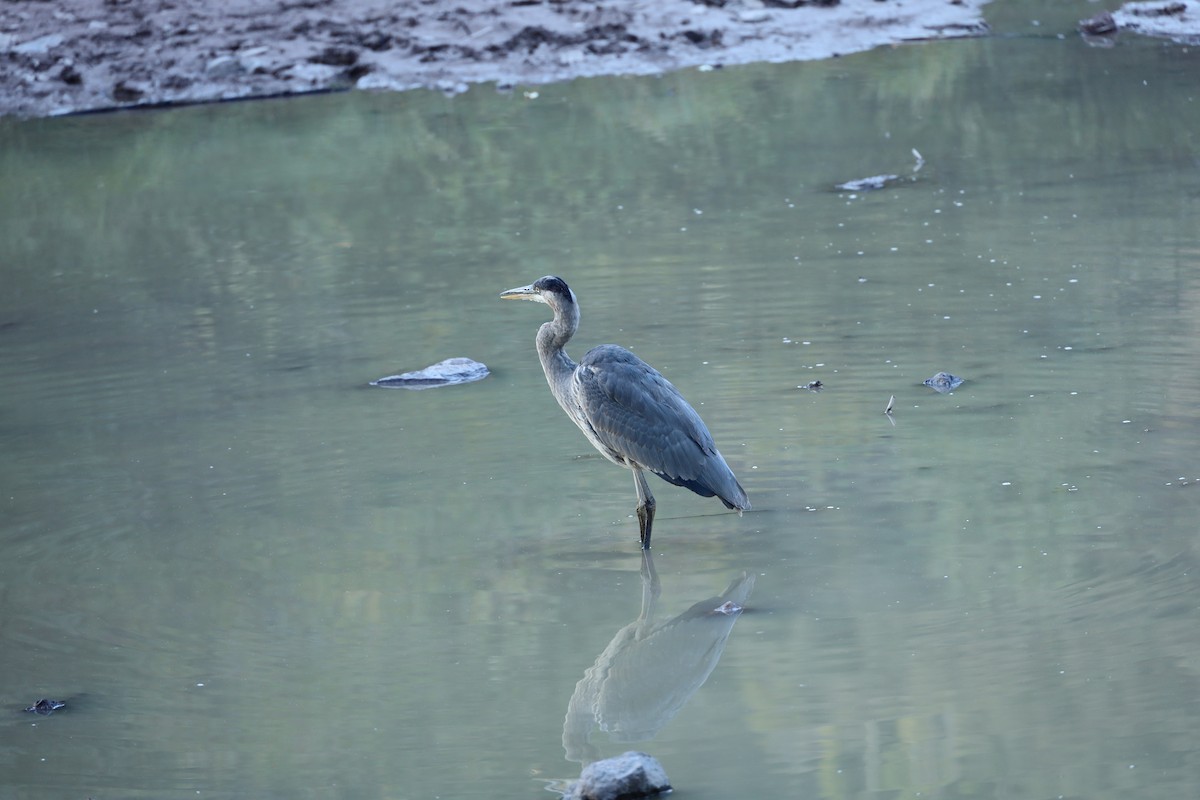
[655,471,749,512]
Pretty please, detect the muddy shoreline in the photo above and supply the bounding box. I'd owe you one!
[1,0,998,119]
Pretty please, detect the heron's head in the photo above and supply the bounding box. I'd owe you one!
[500,276,575,308]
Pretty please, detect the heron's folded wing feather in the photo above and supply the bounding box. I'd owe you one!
[574,346,720,485]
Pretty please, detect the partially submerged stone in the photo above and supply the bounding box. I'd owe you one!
[836,150,924,192]
[370,357,489,390]
[24,698,66,716]
[1079,11,1118,36]
[923,371,964,393]
[566,751,671,800]
[835,174,900,191]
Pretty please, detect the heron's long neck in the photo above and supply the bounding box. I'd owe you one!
[536,300,580,405]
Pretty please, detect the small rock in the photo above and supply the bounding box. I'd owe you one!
[310,46,359,67]
[112,80,146,102]
[60,65,83,85]
[14,33,64,55]
[738,9,772,23]
[1079,11,1118,35]
[923,371,964,393]
[566,752,671,800]
[359,31,393,51]
[286,62,341,84]
[162,73,193,90]
[679,28,723,47]
[205,55,245,78]
[24,699,66,716]
[356,72,400,91]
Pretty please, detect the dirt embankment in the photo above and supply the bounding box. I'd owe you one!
[1,0,995,118]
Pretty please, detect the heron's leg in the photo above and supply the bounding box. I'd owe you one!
[633,469,656,550]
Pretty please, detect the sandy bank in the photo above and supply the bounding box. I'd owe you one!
[2,0,996,118]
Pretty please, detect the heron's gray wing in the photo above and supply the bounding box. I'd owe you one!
[574,345,728,497]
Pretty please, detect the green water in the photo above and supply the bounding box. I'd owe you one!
[2,12,1200,800]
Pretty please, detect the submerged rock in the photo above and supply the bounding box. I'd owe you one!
[835,174,900,191]
[1079,11,1118,36]
[923,371,964,393]
[24,698,66,716]
[566,751,671,800]
[836,149,924,191]
[370,357,489,390]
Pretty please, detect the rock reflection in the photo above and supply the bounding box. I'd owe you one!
[562,552,754,763]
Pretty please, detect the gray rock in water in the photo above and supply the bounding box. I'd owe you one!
[24,698,66,716]
[835,174,900,191]
[370,357,489,390]
[1079,10,1118,35]
[566,752,671,800]
[923,371,965,393]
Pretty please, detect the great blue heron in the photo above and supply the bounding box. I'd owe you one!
[501,275,749,549]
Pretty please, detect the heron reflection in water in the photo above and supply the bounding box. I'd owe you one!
[562,552,755,763]
[501,276,749,548]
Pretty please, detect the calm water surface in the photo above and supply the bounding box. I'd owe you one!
[2,10,1200,800]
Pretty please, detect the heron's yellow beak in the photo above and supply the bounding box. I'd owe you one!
[500,283,545,302]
